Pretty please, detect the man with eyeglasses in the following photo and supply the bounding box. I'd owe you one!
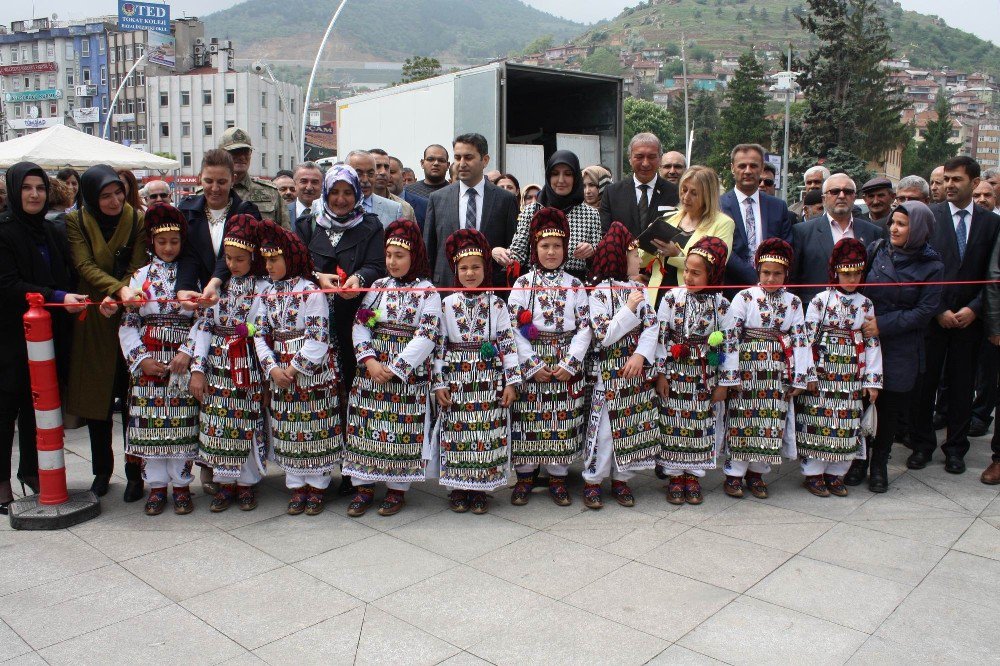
[145,180,172,205]
[894,175,930,206]
[405,144,451,200]
[658,150,686,185]
[759,162,778,197]
[790,172,885,303]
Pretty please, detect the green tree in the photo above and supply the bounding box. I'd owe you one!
[796,0,908,161]
[623,97,678,175]
[710,50,770,180]
[580,47,624,76]
[522,35,554,55]
[901,92,959,179]
[789,147,872,192]
[400,56,442,83]
[690,91,720,166]
[782,6,791,23]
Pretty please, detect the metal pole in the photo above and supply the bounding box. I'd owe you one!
[102,52,148,140]
[680,31,690,162]
[300,0,349,164]
[781,44,792,202]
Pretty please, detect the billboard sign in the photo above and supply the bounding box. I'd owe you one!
[73,107,100,124]
[9,117,64,130]
[147,30,176,68]
[118,0,170,33]
[0,62,58,76]
[3,89,64,103]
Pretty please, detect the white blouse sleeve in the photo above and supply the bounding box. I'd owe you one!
[290,287,331,376]
[388,285,442,382]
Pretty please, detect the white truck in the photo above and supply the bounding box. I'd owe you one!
[336,62,624,186]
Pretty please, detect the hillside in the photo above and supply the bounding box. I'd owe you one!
[576,0,1000,76]
[204,0,584,62]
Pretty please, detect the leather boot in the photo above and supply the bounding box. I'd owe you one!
[123,461,145,503]
[844,458,868,486]
[868,450,889,494]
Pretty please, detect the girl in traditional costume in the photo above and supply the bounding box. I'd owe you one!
[655,236,733,505]
[507,207,592,506]
[796,238,882,497]
[720,238,813,499]
[188,214,268,512]
[118,204,200,515]
[253,220,343,516]
[433,229,521,514]
[344,219,441,517]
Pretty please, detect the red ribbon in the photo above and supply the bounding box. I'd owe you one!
[227,335,251,389]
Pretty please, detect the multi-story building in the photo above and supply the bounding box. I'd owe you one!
[0,17,112,140]
[147,51,302,176]
[106,18,204,150]
[972,122,1000,170]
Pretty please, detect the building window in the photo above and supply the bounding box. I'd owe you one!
[290,98,295,114]
[204,121,213,136]
[49,103,57,115]
[47,43,54,59]
[112,129,119,142]
[137,97,146,113]
[136,71,145,86]
[33,75,40,90]
[136,44,144,58]
[117,46,123,62]
[125,46,133,61]
[138,126,146,141]
[9,48,17,64]
[65,43,74,60]
[181,122,191,137]
[100,66,106,86]
[278,125,283,140]
[12,78,20,91]
[21,47,28,62]
[98,39,105,54]
[101,95,108,111]
[180,90,190,106]
[160,92,168,107]
[82,70,91,84]
[81,40,90,57]
[128,128,135,141]
[125,99,134,114]
[261,92,267,108]
[261,123,267,138]
[12,106,21,118]
[226,88,235,104]
[160,123,169,137]
[23,77,30,90]
[47,74,56,88]
[278,97,283,112]
[226,120,235,129]
[279,155,284,170]
[109,46,116,62]
[31,43,39,61]
[182,152,192,168]
[261,153,268,170]
[203,90,212,105]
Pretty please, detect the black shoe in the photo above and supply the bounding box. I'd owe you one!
[336,475,354,497]
[906,451,930,470]
[944,456,966,474]
[893,432,910,446]
[844,459,868,486]
[968,419,989,438]
[16,474,39,495]
[123,479,145,503]
[91,474,111,497]
[868,464,888,493]
[933,414,946,430]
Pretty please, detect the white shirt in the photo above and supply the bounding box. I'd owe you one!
[738,188,763,248]
[362,195,374,214]
[458,178,486,230]
[827,214,856,243]
[633,174,656,204]
[295,199,320,218]
[948,201,975,246]
[207,208,227,254]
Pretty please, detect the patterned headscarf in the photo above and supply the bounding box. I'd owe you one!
[144,202,188,250]
[529,206,570,268]
[257,218,315,281]
[687,236,729,287]
[384,218,430,283]
[828,237,868,283]
[319,163,365,231]
[445,228,493,287]
[755,237,794,270]
[224,213,265,275]
[583,165,613,198]
[589,221,634,283]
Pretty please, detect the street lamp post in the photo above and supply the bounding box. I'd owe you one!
[254,59,298,164]
[300,0,350,164]
[102,52,149,141]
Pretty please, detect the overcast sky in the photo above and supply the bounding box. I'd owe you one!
[1,0,996,45]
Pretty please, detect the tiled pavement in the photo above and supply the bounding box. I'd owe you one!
[2,426,1000,665]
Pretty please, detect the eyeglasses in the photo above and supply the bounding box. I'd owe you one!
[422,157,448,164]
[147,192,171,200]
[895,195,923,203]
[760,179,775,187]
[825,188,856,197]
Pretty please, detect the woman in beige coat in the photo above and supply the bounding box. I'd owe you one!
[65,165,147,500]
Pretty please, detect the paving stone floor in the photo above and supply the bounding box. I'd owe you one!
[2,425,1000,665]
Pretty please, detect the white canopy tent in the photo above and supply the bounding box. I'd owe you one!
[0,125,180,171]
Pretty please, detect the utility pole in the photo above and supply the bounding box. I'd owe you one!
[780,44,794,202]
[680,30,690,164]
[301,0,350,164]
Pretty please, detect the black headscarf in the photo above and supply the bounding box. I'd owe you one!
[4,161,50,242]
[537,150,584,211]
[892,201,936,255]
[80,164,126,240]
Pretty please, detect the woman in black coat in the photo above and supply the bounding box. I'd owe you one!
[851,201,944,493]
[296,163,386,386]
[0,163,86,512]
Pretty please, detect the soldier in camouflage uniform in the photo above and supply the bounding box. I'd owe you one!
[218,127,292,229]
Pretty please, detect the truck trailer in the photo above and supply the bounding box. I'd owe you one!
[336,62,624,187]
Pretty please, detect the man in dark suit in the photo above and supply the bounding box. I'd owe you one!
[424,133,518,287]
[288,162,324,232]
[910,156,1000,474]
[791,173,885,304]
[720,143,793,288]
[599,132,679,236]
